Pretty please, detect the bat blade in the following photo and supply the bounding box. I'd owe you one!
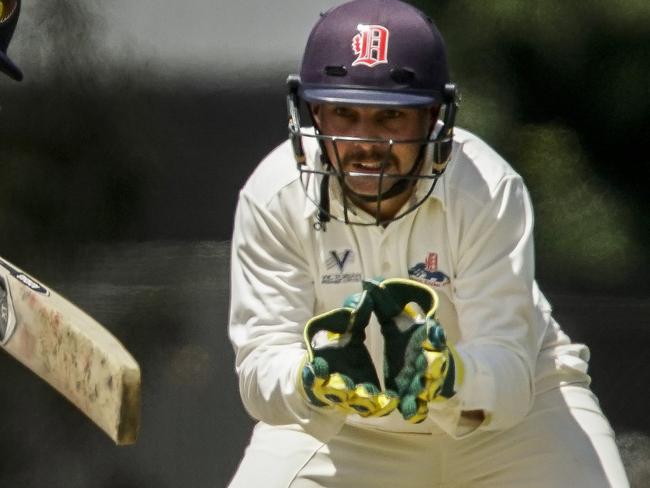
[0,255,141,445]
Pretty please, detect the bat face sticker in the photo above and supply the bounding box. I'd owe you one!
[0,258,48,345]
[0,258,49,295]
[0,277,16,344]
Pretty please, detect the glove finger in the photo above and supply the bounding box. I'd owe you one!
[407,373,425,399]
[312,372,355,406]
[362,279,403,320]
[308,375,338,406]
[382,279,438,317]
[305,308,353,343]
[413,350,446,401]
[394,362,417,395]
[345,290,374,334]
[302,363,316,389]
[348,384,400,417]
[372,390,400,417]
[399,394,429,423]
[425,320,447,349]
[301,365,329,408]
[347,383,380,417]
[399,393,418,420]
[413,350,428,373]
[402,350,445,402]
[418,376,443,402]
[423,350,448,380]
[311,356,330,378]
[410,399,429,424]
[327,384,384,416]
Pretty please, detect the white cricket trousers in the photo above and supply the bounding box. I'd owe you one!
[228,385,629,487]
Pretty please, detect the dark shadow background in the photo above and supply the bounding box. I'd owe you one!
[0,0,648,486]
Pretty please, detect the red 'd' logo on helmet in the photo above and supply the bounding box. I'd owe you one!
[351,24,389,67]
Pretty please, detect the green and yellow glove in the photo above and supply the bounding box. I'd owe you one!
[301,290,398,417]
[363,278,464,423]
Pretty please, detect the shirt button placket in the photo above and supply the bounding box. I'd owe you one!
[379,234,392,277]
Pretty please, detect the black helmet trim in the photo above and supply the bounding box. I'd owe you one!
[300,85,444,108]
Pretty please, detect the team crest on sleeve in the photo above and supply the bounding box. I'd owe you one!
[322,249,361,284]
[408,252,450,287]
[351,24,389,67]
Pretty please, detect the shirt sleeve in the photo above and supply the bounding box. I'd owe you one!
[228,190,346,442]
[432,174,547,436]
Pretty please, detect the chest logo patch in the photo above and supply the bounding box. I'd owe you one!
[322,249,361,284]
[327,250,352,272]
[408,252,450,288]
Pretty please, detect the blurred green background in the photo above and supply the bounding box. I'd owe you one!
[413,0,649,293]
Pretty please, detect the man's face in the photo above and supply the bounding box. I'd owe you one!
[312,103,437,217]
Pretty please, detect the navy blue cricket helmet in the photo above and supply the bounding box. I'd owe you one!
[287,0,459,226]
[0,0,23,81]
[300,0,450,107]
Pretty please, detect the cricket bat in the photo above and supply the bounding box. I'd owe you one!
[0,255,141,445]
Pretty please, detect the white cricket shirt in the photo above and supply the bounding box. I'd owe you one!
[229,127,590,441]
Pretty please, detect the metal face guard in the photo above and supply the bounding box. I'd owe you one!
[286,76,459,227]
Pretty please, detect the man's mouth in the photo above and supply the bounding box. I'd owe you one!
[348,161,388,174]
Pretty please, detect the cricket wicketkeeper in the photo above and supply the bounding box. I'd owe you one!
[227,1,629,486]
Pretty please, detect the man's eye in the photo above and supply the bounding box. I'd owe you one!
[334,107,354,118]
[381,110,403,119]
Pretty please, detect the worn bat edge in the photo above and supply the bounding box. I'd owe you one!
[0,256,142,445]
[116,362,141,445]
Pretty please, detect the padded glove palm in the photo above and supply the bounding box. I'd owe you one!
[363,278,464,423]
[301,290,398,417]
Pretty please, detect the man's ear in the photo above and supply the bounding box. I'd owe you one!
[310,104,322,126]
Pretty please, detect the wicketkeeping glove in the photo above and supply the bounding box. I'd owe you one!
[300,290,398,417]
[363,278,464,423]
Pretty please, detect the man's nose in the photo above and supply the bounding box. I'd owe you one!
[348,115,383,141]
